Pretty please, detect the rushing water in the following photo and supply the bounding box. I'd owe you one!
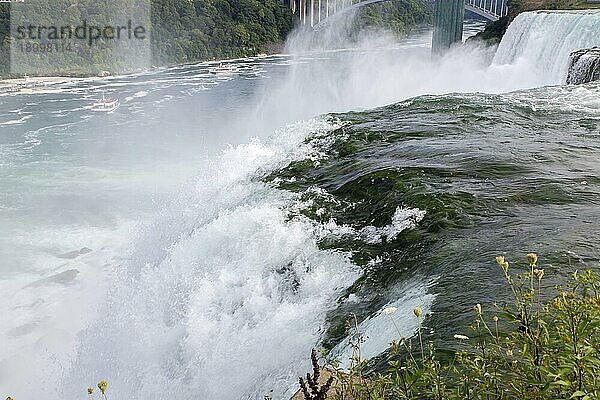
[1,11,599,400]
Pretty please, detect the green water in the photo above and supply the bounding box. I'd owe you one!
[267,86,600,353]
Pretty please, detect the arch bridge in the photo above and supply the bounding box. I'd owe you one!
[288,0,508,27]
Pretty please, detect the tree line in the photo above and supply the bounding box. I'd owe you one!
[0,0,431,77]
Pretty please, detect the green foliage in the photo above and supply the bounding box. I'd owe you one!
[0,4,8,75]
[151,0,293,66]
[5,0,152,76]
[468,16,508,45]
[0,0,434,77]
[309,254,600,400]
[351,0,431,38]
[0,0,293,77]
[518,0,600,11]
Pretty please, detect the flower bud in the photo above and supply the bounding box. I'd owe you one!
[413,307,422,318]
[527,253,538,267]
[97,380,108,395]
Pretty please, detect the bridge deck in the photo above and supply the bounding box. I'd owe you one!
[292,0,508,27]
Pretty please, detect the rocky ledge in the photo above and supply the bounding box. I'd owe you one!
[566,47,600,84]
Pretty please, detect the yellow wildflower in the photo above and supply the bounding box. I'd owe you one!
[97,380,108,395]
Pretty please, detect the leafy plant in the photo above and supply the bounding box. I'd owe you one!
[300,254,600,400]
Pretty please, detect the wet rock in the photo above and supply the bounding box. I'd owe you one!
[27,269,79,287]
[566,48,600,85]
[57,247,92,259]
[8,322,37,337]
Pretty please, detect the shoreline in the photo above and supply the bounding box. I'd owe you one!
[0,40,288,81]
[0,75,105,96]
[0,51,291,96]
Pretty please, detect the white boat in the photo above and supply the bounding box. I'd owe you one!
[208,63,240,76]
[91,94,119,112]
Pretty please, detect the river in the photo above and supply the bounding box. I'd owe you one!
[1,11,599,400]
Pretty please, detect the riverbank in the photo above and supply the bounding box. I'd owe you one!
[0,41,284,83]
[0,52,285,96]
[291,262,600,400]
[0,76,95,95]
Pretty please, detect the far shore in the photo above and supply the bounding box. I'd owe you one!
[0,47,286,96]
[0,40,288,84]
[0,51,291,96]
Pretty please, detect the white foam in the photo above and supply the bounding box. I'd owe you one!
[313,206,426,245]
[133,90,149,98]
[55,119,363,400]
[331,278,436,369]
[0,115,32,126]
[359,207,426,244]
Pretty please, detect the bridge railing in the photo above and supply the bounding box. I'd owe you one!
[288,0,508,27]
[465,0,508,21]
[291,0,362,26]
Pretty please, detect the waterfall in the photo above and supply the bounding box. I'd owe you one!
[493,10,600,83]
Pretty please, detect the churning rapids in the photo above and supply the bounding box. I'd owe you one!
[1,10,600,400]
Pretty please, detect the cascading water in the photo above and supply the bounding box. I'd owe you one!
[493,10,600,84]
[59,120,364,400]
